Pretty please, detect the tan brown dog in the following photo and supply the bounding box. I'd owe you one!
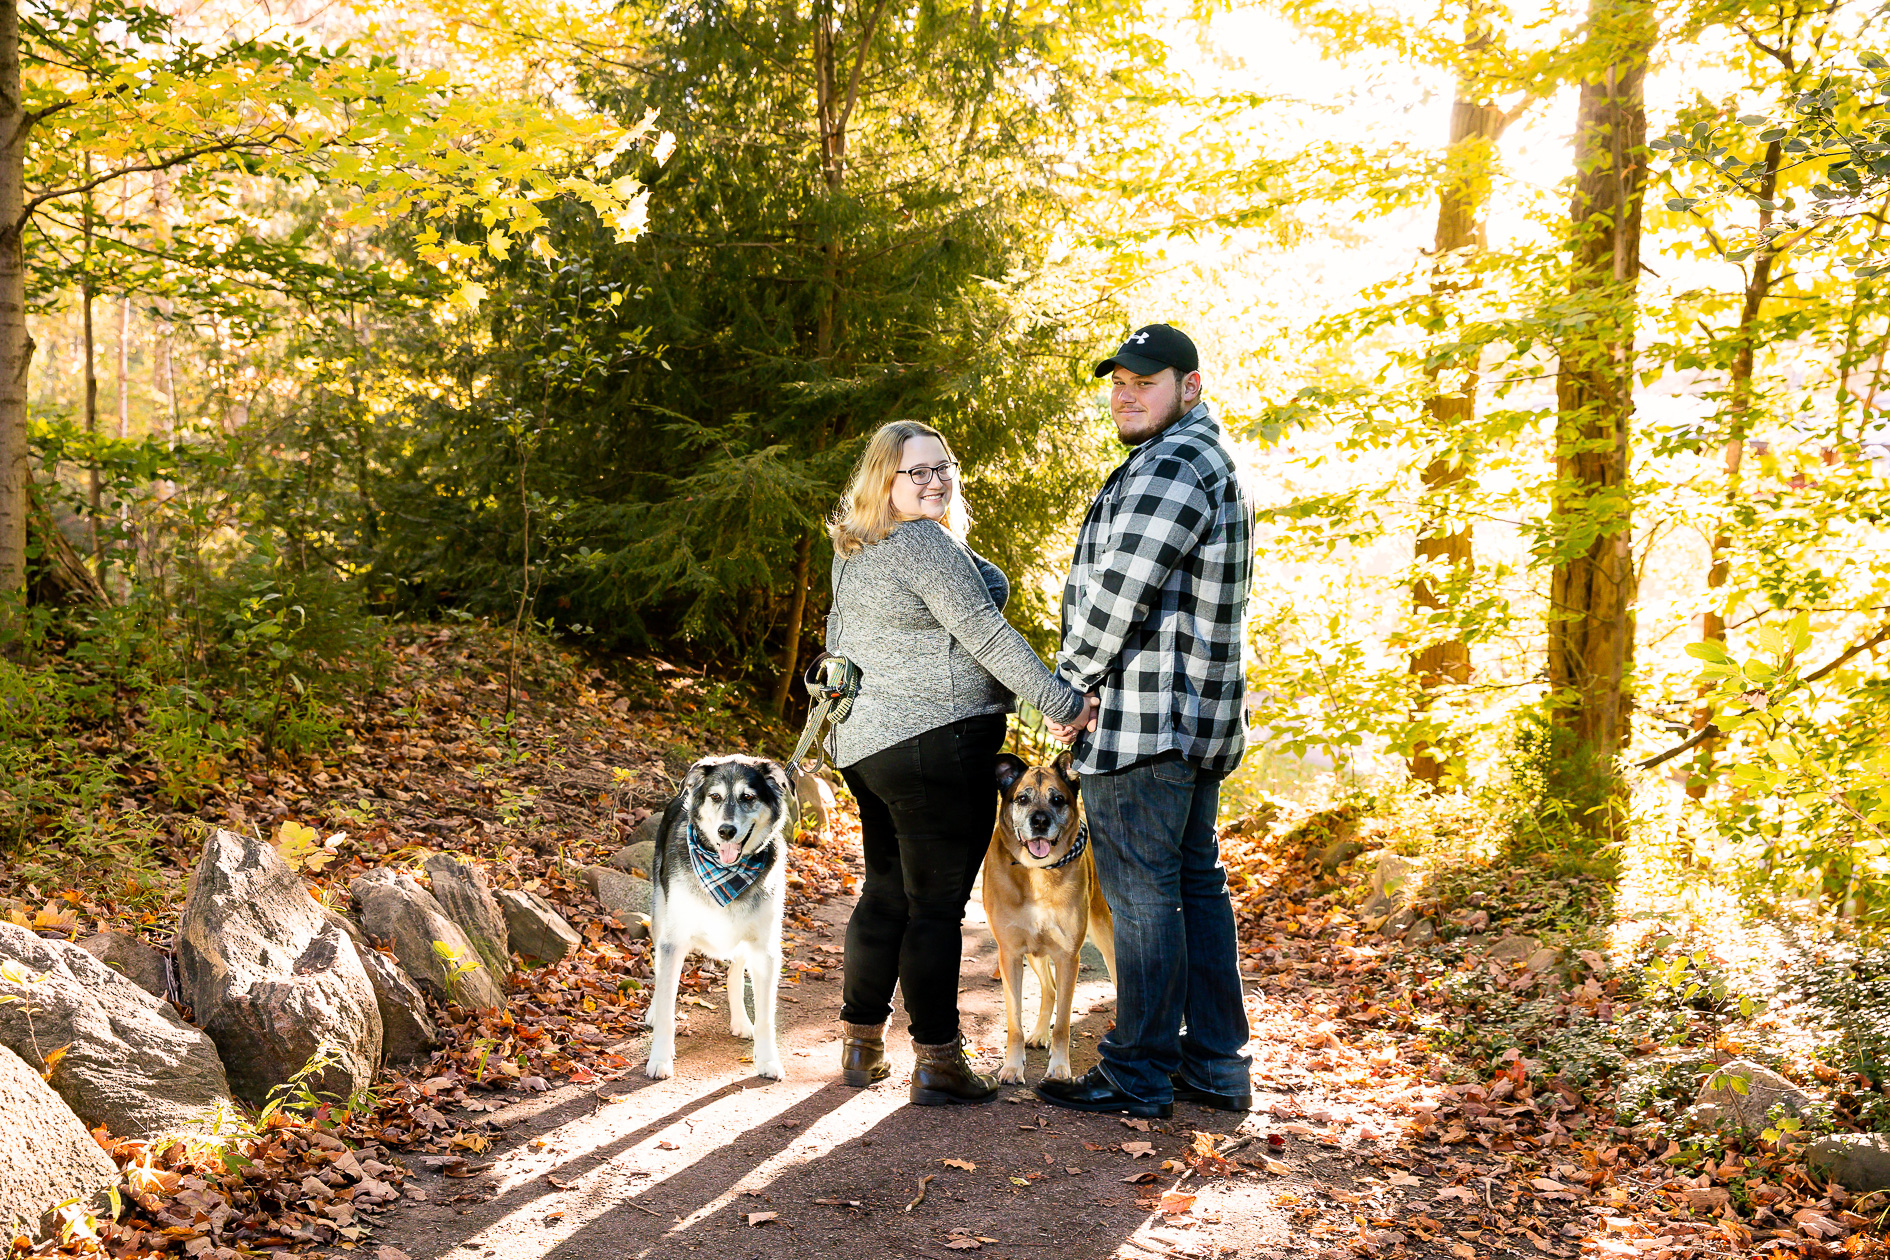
[982,751,1116,1083]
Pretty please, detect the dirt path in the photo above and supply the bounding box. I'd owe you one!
[369,869,1453,1260]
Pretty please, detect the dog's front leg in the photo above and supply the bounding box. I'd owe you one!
[645,937,686,1080]
[1025,954,1056,1049]
[749,944,785,1080]
[727,955,754,1038]
[996,948,1028,1084]
[1044,947,1082,1081]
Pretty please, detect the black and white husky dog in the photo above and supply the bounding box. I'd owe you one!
[644,753,795,1081]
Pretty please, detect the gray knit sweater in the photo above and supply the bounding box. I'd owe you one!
[824,520,1085,768]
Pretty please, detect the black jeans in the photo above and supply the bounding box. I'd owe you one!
[839,712,1007,1045]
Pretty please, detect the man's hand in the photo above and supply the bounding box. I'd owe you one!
[1047,693,1100,745]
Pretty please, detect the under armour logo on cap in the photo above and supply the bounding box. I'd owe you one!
[1093,323,1199,379]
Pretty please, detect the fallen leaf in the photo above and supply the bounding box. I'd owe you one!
[1159,1191,1198,1215]
[1121,1117,1152,1131]
[1262,1158,1292,1175]
[1449,1245,1476,1259]
[1122,1141,1156,1158]
[944,1240,982,1251]
[656,1140,679,1150]
[376,1248,412,1260]
[745,1211,777,1226]
[1388,1172,1422,1187]
[941,1159,976,1171]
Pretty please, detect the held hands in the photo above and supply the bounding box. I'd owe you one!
[1046,692,1099,745]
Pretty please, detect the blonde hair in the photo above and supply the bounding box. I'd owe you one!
[829,420,973,556]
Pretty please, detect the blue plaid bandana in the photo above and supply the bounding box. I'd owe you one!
[687,819,773,906]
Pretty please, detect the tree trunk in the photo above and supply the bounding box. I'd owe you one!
[0,0,28,631]
[1545,0,1651,837]
[772,0,882,717]
[26,481,107,608]
[1688,138,1783,796]
[768,531,815,716]
[1407,77,1509,788]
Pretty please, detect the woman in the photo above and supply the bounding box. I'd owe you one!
[825,420,1090,1106]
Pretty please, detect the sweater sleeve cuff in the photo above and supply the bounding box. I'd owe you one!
[1043,684,1084,726]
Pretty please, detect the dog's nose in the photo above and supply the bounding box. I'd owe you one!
[1029,811,1053,833]
[718,822,737,840]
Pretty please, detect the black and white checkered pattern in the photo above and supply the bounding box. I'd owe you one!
[1057,403,1253,776]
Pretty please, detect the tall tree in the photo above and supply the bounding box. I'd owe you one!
[1544,0,1653,834]
[0,0,656,632]
[1407,19,1520,787]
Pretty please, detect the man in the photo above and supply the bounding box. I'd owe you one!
[1036,323,1254,1120]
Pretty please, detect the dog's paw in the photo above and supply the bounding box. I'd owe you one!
[753,1057,786,1081]
[998,1060,1027,1084]
[1043,1057,1073,1082]
[1025,1029,1052,1049]
[730,1014,754,1038]
[645,1054,675,1080]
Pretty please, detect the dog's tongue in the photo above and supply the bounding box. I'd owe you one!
[717,841,743,866]
[1027,836,1054,860]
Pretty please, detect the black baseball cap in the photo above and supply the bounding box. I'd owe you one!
[1093,323,1199,378]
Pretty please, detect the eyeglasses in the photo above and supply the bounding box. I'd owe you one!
[896,460,959,486]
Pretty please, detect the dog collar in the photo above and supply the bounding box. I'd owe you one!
[1014,820,1088,870]
[686,818,773,907]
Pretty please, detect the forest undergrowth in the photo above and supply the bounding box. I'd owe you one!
[0,621,1883,1259]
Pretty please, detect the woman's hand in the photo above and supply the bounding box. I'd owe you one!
[1047,693,1099,744]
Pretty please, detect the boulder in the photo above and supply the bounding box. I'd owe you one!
[581,866,653,939]
[607,840,658,877]
[0,1044,119,1240]
[1378,906,1418,940]
[1317,837,1367,874]
[174,829,382,1108]
[423,854,512,980]
[351,869,507,1011]
[495,889,581,965]
[0,922,231,1137]
[358,947,441,1065]
[1808,1133,1890,1193]
[1359,853,1419,920]
[1404,917,1436,947]
[1525,947,1562,973]
[76,930,168,999]
[1692,1059,1811,1136]
[1486,934,1540,962]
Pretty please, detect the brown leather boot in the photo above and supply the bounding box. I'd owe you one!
[840,1022,890,1087]
[910,1035,999,1106]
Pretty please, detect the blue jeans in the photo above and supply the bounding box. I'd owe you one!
[1085,751,1251,1101]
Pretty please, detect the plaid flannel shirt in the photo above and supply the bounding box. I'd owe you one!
[1058,402,1253,776]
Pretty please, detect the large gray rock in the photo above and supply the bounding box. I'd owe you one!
[607,840,657,877]
[581,866,652,939]
[0,1044,119,1240]
[358,947,441,1064]
[76,931,168,999]
[423,854,512,981]
[495,888,581,965]
[1808,1133,1890,1193]
[1359,852,1420,920]
[351,869,507,1011]
[174,829,382,1108]
[0,922,230,1137]
[1692,1059,1812,1136]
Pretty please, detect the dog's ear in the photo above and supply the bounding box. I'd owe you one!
[765,760,795,808]
[1052,749,1077,796]
[994,753,1028,793]
[682,758,713,796]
